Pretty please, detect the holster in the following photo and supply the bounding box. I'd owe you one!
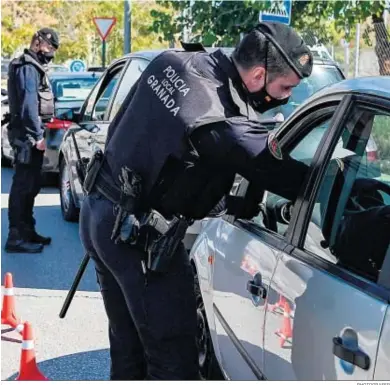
[83,149,104,195]
[13,139,33,165]
[145,213,191,273]
[76,157,90,188]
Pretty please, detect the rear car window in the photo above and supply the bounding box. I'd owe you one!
[51,77,100,102]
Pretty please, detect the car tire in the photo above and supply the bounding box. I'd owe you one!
[59,158,79,222]
[194,271,224,380]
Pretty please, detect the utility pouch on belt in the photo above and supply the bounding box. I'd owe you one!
[111,167,143,244]
[83,149,104,195]
[146,214,191,273]
[13,139,33,165]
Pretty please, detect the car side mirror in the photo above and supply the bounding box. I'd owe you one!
[1,88,7,96]
[57,109,80,124]
[79,122,100,133]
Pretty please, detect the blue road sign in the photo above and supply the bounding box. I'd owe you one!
[259,0,292,25]
[69,60,86,72]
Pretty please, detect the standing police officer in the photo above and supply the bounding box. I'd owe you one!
[79,22,313,379]
[5,28,59,253]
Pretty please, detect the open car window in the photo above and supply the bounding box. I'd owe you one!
[304,104,390,284]
[242,105,338,237]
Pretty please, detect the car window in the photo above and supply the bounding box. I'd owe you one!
[109,58,149,120]
[93,72,121,121]
[248,111,333,236]
[261,65,344,121]
[304,106,390,284]
[83,64,124,122]
[50,77,99,102]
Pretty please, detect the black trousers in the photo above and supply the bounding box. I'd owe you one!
[8,147,44,231]
[79,192,199,380]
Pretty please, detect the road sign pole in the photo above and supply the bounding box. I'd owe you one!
[93,17,116,68]
[102,39,106,68]
[124,0,131,54]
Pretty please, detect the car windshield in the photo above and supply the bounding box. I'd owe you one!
[261,65,344,120]
[50,77,99,101]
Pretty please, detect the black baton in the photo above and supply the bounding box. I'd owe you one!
[59,253,90,318]
[59,131,90,318]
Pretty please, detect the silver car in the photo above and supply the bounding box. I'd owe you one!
[190,77,390,380]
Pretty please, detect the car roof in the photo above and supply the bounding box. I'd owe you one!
[113,47,340,69]
[306,76,390,101]
[48,71,102,79]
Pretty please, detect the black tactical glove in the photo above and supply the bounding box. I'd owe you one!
[225,195,261,219]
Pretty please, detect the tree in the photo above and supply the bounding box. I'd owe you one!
[150,0,388,47]
[1,0,170,65]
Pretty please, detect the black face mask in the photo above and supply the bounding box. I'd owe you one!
[247,87,289,114]
[37,51,55,64]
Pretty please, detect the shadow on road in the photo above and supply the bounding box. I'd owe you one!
[1,166,58,194]
[5,349,110,381]
[1,167,98,292]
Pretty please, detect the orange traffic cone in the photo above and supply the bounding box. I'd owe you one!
[268,294,286,313]
[16,322,48,381]
[1,273,24,334]
[275,301,293,348]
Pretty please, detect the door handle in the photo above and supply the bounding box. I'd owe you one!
[247,281,267,299]
[332,336,370,370]
[247,273,267,299]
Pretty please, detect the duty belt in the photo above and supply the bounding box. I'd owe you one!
[93,163,122,204]
[90,161,192,273]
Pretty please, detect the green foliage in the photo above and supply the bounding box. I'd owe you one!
[150,0,388,47]
[373,115,390,174]
[1,0,169,65]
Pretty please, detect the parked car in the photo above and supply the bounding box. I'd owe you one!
[190,76,390,380]
[47,64,69,73]
[58,48,345,225]
[1,71,101,173]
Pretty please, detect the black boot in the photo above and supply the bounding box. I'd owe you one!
[5,228,44,254]
[22,227,52,245]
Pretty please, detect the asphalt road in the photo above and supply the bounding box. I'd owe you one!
[1,166,110,380]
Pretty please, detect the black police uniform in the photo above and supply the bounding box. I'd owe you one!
[5,29,59,253]
[80,23,313,380]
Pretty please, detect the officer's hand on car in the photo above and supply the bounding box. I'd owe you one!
[36,138,46,151]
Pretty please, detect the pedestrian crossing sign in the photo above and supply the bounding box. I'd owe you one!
[259,0,292,25]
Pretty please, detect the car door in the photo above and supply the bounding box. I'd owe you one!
[66,60,127,201]
[264,94,390,380]
[211,102,343,380]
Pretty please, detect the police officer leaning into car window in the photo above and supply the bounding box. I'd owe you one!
[5,28,59,254]
[79,22,313,380]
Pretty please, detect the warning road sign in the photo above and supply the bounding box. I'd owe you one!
[93,17,116,41]
[259,0,292,25]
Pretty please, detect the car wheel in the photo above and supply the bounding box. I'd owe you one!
[194,272,224,380]
[59,158,79,222]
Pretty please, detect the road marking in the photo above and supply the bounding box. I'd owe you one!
[1,193,60,209]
